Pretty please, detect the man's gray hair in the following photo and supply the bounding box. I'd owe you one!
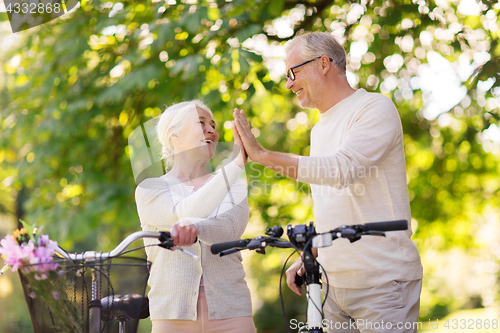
[285,32,347,74]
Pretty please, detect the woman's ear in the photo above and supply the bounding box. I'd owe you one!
[167,127,179,143]
[170,133,180,144]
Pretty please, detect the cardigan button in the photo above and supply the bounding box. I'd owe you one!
[210,312,215,317]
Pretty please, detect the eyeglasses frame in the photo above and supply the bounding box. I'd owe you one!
[286,56,334,81]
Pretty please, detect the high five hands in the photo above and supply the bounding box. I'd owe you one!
[231,118,248,168]
[232,108,264,163]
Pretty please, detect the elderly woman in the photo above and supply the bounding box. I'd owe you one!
[135,100,255,332]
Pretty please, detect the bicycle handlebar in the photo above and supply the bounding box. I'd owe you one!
[211,220,408,256]
[210,236,293,256]
[312,220,408,247]
[210,239,252,255]
[55,231,199,261]
[359,220,408,232]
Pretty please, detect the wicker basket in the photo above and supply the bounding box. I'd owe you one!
[19,257,151,333]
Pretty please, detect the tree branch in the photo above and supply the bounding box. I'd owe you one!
[266,0,337,42]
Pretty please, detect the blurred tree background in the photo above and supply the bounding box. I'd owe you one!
[1,0,499,332]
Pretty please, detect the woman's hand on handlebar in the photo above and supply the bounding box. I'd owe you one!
[170,219,198,247]
[286,258,305,296]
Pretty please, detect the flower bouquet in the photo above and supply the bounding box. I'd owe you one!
[0,221,85,333]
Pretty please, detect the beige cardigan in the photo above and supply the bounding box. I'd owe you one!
[135,161,252,320]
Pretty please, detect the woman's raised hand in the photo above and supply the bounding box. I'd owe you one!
[232,119,248,168]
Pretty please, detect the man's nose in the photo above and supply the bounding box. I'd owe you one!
[286,77,293,90]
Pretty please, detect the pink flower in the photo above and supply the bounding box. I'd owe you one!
[1,229,59,273]
[30,245,58,273]
[38,234,54,248]
[0,235,35,272]
[0,235,19,259]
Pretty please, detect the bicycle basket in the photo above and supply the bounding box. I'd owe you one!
[19,256,151,333]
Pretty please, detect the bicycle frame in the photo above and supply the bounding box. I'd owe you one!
[301,244,323,333]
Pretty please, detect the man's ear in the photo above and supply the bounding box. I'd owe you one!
[321,56,331,75]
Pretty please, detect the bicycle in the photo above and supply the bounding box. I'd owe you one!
[18,231,198,333]
[210,219,408,333]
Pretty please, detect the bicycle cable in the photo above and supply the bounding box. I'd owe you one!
[54,245,82,266]
[279,249,299,333]
[114,244,153,258]
[318,260,329,309]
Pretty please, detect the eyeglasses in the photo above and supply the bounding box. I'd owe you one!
[286,56,334,81]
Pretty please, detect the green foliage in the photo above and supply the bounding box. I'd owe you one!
[1,0,500,332]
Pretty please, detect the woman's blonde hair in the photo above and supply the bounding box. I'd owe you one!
[156,100,213,168]
[285,32,347,74]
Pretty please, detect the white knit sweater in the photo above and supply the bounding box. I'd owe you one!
[297,89,423,288]
[135,161,252,320]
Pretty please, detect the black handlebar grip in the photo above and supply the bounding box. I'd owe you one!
[159,231,171,240]
[363,220,408,232]
[295,273,305,287]
[210,239,250,255]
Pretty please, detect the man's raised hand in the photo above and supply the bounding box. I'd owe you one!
[233,108,265,163]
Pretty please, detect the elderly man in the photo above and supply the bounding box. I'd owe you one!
[233,32,423,333]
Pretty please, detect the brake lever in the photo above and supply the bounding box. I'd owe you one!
[172,247,200,260]
[247,238,269,255]
[220,237,285,256]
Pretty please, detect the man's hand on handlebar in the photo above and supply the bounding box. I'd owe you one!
[286,248,317,296]
[170,219,198,247]
[286,258,306,296]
